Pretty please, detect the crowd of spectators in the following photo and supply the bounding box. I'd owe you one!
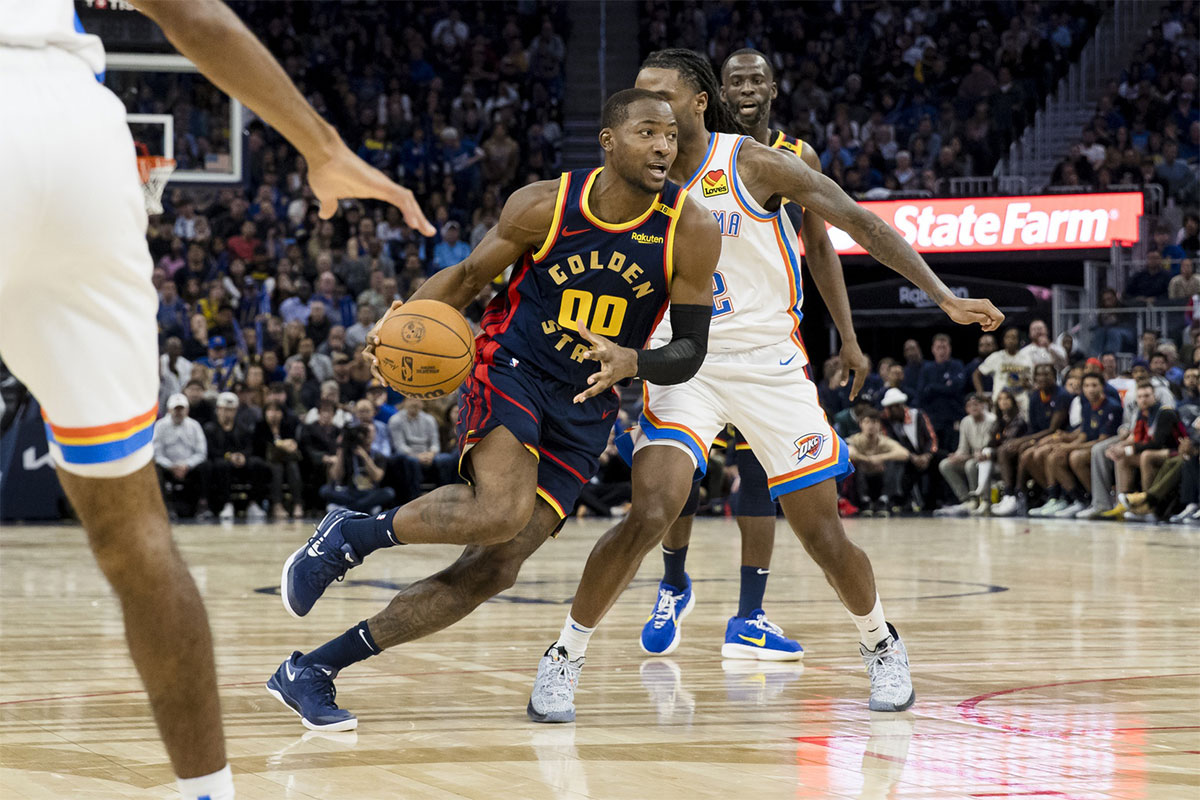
[131,1,571,521]
[641,0,1103,197]
[805,318,1200,523]
[1050,2,1199,202]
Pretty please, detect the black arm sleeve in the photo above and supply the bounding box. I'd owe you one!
[635,303,710,385]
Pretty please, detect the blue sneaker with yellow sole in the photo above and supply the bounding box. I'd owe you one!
[720,609,804,661]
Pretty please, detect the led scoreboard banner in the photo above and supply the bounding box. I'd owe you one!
[797,192,1143,256]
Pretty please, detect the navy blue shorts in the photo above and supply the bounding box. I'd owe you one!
[677,427,776,518]
[456,340,618,518]
[729,428,776,517]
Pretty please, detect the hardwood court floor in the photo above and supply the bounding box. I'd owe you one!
[1,514,1197,799]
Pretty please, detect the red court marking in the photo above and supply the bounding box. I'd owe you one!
[958,672,1200,737]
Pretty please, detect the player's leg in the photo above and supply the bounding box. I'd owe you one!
[0,57,231,797]
[639,480,701,655]
[1139,449,1169,491]
[721,442,802,662]
[280,359,543,619]
[733,351,913,712]
[57,467,226,776]
[268,499,561,730]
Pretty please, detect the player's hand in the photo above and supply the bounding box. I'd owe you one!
[837,339,869,400]
[941,296,1004,332]
[307,141,436,236]
[574,323,638,404]
[364,300,406,384]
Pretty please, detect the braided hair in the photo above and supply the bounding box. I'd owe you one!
[642,48,743,135]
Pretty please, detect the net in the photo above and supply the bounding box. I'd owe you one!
[135,144,175,215]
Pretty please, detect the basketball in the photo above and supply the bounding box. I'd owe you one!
[374,299,475,398]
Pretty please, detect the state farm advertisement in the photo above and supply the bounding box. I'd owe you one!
[804,192,1142,255]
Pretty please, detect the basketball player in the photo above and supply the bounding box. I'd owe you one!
[639,48,868,662]
[525,50,1004,722]
[0,2,432,798]
[269,88,722,730]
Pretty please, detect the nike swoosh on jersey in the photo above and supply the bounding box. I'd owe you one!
[779,353,797,366]
[738,633,767,646]
[560,227,588,237]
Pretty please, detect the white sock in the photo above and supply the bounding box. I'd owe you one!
[849,594,889,649]
[178,764,234,800]
[554,614,595,659]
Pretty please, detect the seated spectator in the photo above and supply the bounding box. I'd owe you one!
[161,336,193,387]
[1154,223,1188,262]
[197,336,242,392]
[332,351,366,403]
[1125,252,1172,306]
[303,380,354,427]
[1091,287,1136,354]
[976,389,1029,515]
[285,336,333,383]
[388,397,459,500]
[306,301,333,346]
[1102,381,1186,521]
[1028,372,1122,518]
[1121,414,1200,521]
[182,378,215,428]
[346,304,376,351]
[253,400,304,520]
[319,422,396,514]
[353,398,392,461]
[153,393,211,519]
[299,400,341,501]
[1018,319,1066,370]
[974,327,1033,401]
[834,397,875,439]
[963,333,997,396]
[847,408,911,517]
[1123,359,1176,417]
[935,394,996,516]
[1177,213,1199,256]
[432,221,471,273]
[1156,139,1198,203]
[992,364,1073,517]
[901,339,925,397]
[917,333,967,452]
[577,429,632,517]
[880,388,940,514]
[204,392,271,521]
[816,356,845,417]
[1169,256,1200,301]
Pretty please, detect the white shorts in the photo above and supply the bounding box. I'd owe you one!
[630,339,853,500]
[0,47,158,478]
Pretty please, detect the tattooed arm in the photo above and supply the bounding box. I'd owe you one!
[738,142,1004,332]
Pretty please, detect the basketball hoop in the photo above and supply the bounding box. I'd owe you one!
[135,143,175,215]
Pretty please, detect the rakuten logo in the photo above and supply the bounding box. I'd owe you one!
[812,192,1141,256]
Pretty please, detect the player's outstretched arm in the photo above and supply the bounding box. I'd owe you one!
[130,0,433,233]
[572,194,720,403]
[740,143,1004,332]
[796,143,867,399]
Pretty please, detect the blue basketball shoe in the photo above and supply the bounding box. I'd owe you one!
[639,576,695,655]
[266,651,357,731]
[720,610,804,661]
[281,508,365,618]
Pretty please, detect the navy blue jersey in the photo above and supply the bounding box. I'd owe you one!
[1027,386,1073,432]
[480,168,686,388]
[1080,397,1122,440]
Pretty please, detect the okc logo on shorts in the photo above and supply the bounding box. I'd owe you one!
[792,433,824,463]
[701,169,729,197]
[401,321,425,343]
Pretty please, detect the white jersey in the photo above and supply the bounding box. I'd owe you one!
[656,132,805,357]
[0,0,107,76]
